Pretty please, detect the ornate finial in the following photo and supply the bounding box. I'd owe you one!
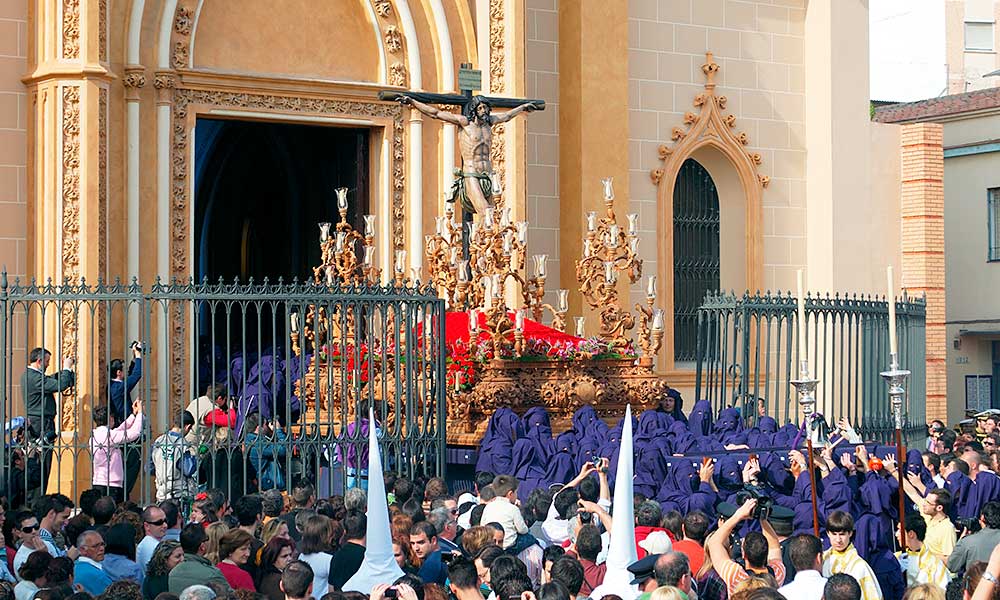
[702,52,720,88]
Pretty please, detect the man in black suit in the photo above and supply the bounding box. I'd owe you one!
[20,347,75,501]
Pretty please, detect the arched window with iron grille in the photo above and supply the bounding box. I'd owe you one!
[673,158,720,362]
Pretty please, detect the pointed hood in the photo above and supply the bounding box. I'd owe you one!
[342,408,405,592]
[589,405,639,600]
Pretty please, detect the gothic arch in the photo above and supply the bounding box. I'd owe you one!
[650,52,768,371]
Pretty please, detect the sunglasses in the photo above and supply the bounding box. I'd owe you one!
[20,524,38,533]
[145,519,167,526]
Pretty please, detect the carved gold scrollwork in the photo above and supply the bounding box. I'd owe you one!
[650,168,664,185]
[385,26,403,53]
[389,63,407,86]
[375,1,393,17]
[671,127,686,141]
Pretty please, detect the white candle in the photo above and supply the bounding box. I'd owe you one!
[335,232,345,253]
[557,289,569,312]
[796,269,807,363]
[607,225,620,248]
[319,222,331,242]
[469,309,479,332]
[394,250,406,273]
[604,261,617,283]
[364,215,375,237]
[325,266,335,286]
[575,316,586,337]
[534,255,547,278]
[584,239,592,257]
[586,212,597,232]
[515,309,525,331]
[484,278,493,309]
[450,248,458,265]
[467,221,478,240]
[335,187,349,211]
[363,246,374,266]
[887,265,898,357]
[435,216,446,236]
[457,260,468,282]
[290,313,298,333]
[647,275,657,298]
[411,267,422,282]
[484,211,494,230]
[516,221,528,244]
[455,372,461,392]
[627,213,639,236]
[501,207,512,228]
[651,308,664,330]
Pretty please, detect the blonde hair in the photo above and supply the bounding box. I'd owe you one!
[461,525,496,557]
[697,531,729,579]
[204,521,230,564]
[649,587,685,600]
[901,584,945,600]
[731,574,777,599]
[261,519,287,546]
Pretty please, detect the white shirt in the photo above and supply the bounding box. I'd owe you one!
[542,498,612,545]
[136,535,161,571]
[300,551,333,598]
[778,569,828,599]
[933,474,946,489]
[480,497,527,549]
[13,541,58,577]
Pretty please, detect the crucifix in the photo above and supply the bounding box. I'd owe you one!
[379,64,545,215]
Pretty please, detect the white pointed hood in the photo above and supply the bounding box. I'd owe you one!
[587,404,639,600]
[342,409,404,592]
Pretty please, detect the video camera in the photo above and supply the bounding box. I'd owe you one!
[734,484,775,520]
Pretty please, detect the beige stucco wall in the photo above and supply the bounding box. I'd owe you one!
[0,1,26,280]
[526,0,560,303]
[945,0,1000,94]
[942,112,1000,423]
[626,0,807,311]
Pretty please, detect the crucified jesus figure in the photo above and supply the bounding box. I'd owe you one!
[397,94,538,214]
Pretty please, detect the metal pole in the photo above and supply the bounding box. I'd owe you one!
[791,358,821,538]
[882,351,911,552]
[806,437,820,537]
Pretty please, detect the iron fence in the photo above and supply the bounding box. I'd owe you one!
[694,291,927,444]
[0,274,447,510]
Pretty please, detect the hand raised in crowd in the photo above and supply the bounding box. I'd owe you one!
[597,457,610,474]
[734,498,758,521]
[394,583,418,600]
[370,584,392,600]
[855,445,870,466]
[840,452,857,473]
[742,457,761,483]
[132,399,143,415]
[882,454,898,473]
[699,458,715,483]
[62,357,74,371]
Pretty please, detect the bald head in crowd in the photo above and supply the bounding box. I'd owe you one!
[654,551,692,595]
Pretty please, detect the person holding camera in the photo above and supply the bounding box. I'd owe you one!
[947,500,1000,575]
[708,498,786,595]
[89,400,144,503]
[108,342,144,496]
[21,347,75,502]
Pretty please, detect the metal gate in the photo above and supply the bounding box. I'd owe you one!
[673,158,721,362]
[0,274,446,509]
[694,291,927,444]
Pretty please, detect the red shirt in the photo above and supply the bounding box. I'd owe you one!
[635,525,670,559]
[579,558,607,595]
[217,560,256,591]
[672,539,705,575]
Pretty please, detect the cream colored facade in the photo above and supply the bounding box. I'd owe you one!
[947,0,1000,93]
[0,0,949,460]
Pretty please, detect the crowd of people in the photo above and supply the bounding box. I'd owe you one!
[12,346,1000,600]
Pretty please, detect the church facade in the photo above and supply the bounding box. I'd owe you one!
[0,1,947,424]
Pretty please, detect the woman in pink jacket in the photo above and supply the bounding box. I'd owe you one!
[90,399,144,502]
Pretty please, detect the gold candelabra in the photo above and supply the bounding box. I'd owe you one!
[425,194,569,356]
[575,176,664,352]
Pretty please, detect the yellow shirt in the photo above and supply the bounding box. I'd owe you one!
[823,545,883,600]
[922,512,957,559]
[896,545,951,590]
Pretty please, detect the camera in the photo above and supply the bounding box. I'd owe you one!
[578,509,592,524]
[384,589,398,599]
[735,484,775,520]
[959,517,982,534]
[130,341,144,352]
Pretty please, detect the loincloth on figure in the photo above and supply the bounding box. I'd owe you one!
[448,169,493,214]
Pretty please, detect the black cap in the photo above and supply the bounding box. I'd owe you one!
[628,554,661,585]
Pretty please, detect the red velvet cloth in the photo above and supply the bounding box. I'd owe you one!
[443,310,585,347]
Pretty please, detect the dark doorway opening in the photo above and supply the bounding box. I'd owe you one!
[193,118,370,359]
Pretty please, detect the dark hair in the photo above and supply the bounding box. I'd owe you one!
[553,488,580,520]
[93,497,116,526]
[825,510,854,533]
[550,556,584,596]
[93,406,109,427]
[28,348,50,363]
[966,562,988,596]
[34,585,74,600]
[159,500,179,529]
[904,512,927,542]
[425,477,449,501]
[575,524,602,562]
[209,384,229,402]
[298,515,333,555]
[320,593,346,600]
[463,96,493,121]
[79,489,101,518]
[542,544,566,566]
[110,359,125,380]
[100,580,142,600]
[175,410,195,429]
[180,523,208,554]
[578,477,599,503]
[63,514,91,550]
[280,560,314,598]
[147,541,182,578]
[261,490,284,518]
[940,429,958,450]
[474,471,495,492]
[219,528,253,561]
[683,510,710,544]
[18,550,52,581]
[474,545,504,569]
[33,494,74,524]
[153,594,179,600]
[491,573,531,599]
[402,497,425,523]
[946,456,970,476]
[983,501,1000,529]
[654,551,690,587]
[743,531,768,568]
[344,511,367,540]
[527,487,554,523]
[447,555,478,590]
[946,577,964,600]
[824,572,862,600]
[787,534,822,571]
[928,488,952,513]
[291,482,315,507]
[536,582,571,600]
[232,495,263,527]
[14,510,35,529]
[45,556,74,585]
[635,500,662,528]
[470,504,485,527]
[922,451,941,473]
[410,520,437,540]
[394,478,414,504]
[490,555,528,590]
[744,590,785,600]
[260,536,295,573]
[106,523,138,561]
[491,475,519,498]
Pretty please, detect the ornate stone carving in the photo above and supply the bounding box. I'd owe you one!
[650,168,664,185]
[174,7,194,35]
[62,0,80,59]
[172,41,189,69]
[99,88,108,280]
[374,0,393,17]
[61,85,81,431]
[759,174,770,188]
[389,63,407,87]
[450,358,667,444]
[153,71,177,104]
[99,0,107,61]
[384,26,403,53]
[123,68,146,89]
[671,126,686,141]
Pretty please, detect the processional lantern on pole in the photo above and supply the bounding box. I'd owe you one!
[880,265,911,552]
[789,269,822,538]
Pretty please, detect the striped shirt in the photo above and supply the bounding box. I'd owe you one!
[718,557,786,594]
[823,545,883,600]
[897,545,951,591]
